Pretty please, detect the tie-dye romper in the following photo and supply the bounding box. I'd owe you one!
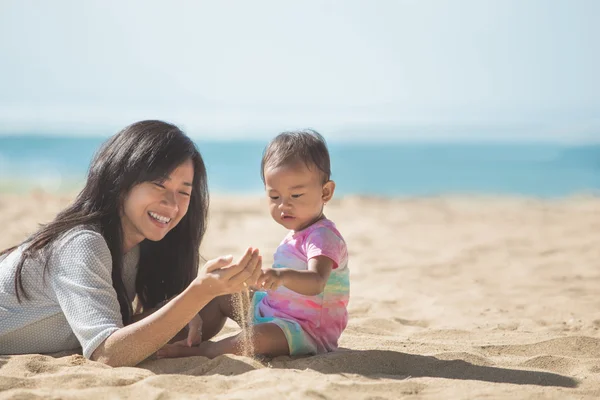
[252,218,350,355]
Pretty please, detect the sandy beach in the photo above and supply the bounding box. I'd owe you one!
[1,192,599,399]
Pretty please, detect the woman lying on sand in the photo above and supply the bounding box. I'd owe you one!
[0,120,262,367]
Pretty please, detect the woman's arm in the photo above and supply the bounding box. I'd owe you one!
[91,249,262,367]
[90,281,209,366]
[130,295,174,323]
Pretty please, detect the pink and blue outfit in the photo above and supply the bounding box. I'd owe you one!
[252,218,350,355]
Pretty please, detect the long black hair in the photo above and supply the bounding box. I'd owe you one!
[0,120,209,325]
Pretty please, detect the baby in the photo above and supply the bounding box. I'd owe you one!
[165,129,350,358]
[248,129,350,356]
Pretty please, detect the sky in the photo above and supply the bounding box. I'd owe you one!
[0,0,599,141]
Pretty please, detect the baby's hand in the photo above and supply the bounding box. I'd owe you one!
[259,268,284,291]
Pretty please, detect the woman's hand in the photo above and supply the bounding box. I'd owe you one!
[195,247,262,298]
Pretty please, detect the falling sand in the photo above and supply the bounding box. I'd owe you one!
[231,288,255,358]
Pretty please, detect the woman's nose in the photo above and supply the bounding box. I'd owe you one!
[161,191,179,211]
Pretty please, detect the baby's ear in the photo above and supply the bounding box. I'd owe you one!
[322,180,335,203]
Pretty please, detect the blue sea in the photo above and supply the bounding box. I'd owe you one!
[0,136,599,197]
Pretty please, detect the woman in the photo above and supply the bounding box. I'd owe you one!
[0,120,262,367]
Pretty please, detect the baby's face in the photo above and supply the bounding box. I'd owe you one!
[264,162,331,231]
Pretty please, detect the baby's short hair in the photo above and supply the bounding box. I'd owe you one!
[261,129,331,184]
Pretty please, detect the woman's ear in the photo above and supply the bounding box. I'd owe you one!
[322,180,336,203]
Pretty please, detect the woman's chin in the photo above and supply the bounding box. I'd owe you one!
[143,227,170,242]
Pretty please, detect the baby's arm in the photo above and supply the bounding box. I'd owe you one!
[261,255,333,296]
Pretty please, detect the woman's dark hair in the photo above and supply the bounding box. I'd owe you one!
[0,120,208,325]
[261,129,331,184]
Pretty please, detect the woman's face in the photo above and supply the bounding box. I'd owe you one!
[121,159,194,252]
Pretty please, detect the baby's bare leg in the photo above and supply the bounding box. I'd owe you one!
[196,294,238,341]
[157,322,289,359]
[201,323,289,358]
[199,291,256,338]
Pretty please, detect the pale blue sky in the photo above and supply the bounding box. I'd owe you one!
[0,0,598,141]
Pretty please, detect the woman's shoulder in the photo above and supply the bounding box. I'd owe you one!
[1,225,106,264]
[53,225,110,258]
[56,224,102,242]
[0,225,112,287]
[41,225,115,278]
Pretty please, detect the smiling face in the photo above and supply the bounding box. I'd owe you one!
[264,161,335,232]
[121,158,194,252]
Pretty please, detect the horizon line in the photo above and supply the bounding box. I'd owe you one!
[0,133,598,145]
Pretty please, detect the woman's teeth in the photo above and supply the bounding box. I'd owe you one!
[149,212,171,224]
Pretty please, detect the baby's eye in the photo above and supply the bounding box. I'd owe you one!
[269,196,280,200]
[291,194,304,198]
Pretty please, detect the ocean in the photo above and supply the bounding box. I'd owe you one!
[0,136,599,197]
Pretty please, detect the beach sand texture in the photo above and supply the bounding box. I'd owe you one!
[1,192,599,399]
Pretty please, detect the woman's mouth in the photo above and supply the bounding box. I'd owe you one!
[148,211,171,225]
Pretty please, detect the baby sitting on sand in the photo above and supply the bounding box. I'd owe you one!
[164,129,350,358]
[247,129,350,356]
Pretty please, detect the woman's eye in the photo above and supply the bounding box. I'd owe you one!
[179,191,191,197]
[153,182,165,188]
